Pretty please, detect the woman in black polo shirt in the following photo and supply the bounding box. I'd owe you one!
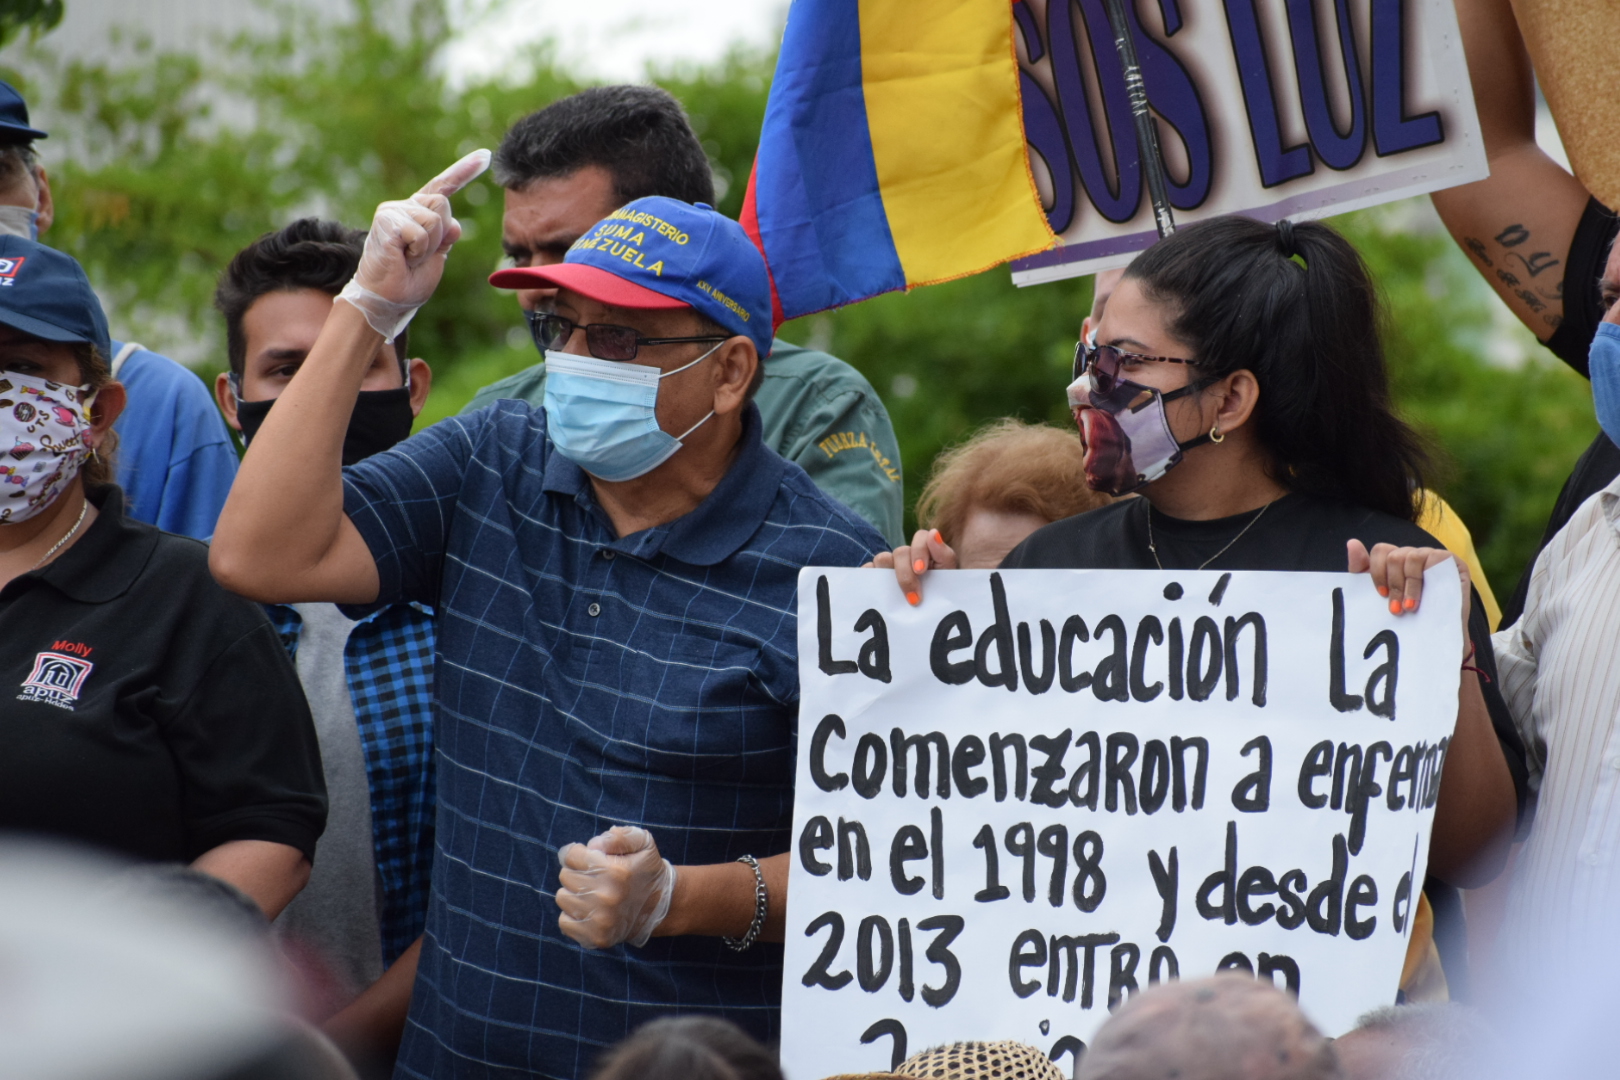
[882,217,1524,988]
[0,238,324,918]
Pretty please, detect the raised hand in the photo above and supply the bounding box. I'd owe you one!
[340,148,492,339]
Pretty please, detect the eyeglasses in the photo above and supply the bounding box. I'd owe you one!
[527,311,728,362]
[1072,340,1197,394]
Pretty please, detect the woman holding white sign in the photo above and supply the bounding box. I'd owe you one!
[878,216,1524,991]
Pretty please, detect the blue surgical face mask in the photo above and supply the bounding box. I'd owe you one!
[0,203,39,241]
[542,342,721,482]
[1590,323,1620,446]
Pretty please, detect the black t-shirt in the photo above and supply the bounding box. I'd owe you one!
[1003,493,1528,998]
[1004,495,1522,835]
[0,486,326,863]
[1003,495,1522,739]
[1544,197,1618,376]
[1005,489,1437,573]
[1501,199,1620,626]
[1001,493,1526,804]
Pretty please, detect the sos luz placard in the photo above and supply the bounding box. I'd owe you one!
[1009,0,1486,283]
[779,568,1463,1078]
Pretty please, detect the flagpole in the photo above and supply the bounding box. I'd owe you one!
[1099,0,1176,237]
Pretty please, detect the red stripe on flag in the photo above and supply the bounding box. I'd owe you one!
[739,155,786,331]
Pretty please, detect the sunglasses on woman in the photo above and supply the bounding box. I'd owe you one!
[1072,340,1197,394]
[528,311,728,362]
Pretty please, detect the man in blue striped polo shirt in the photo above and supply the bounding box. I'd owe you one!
[211,154,886,1078]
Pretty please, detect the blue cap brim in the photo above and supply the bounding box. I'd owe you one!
[0,308,99,349]
[0,121,46,141]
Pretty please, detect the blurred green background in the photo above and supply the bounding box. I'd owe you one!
[2,0,1598,598]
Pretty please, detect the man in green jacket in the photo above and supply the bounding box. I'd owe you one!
[466,85,904,545]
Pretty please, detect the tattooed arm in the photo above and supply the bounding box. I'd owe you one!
[1430,0,1588,338]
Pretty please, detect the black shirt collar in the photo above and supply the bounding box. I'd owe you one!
[9,486,160,604]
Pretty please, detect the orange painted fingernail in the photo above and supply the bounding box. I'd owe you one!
[933,529,943,543]
[1403,597,1417,611]
[1389,600,1402,615]
[907,592,921,607]
[914,559,928,574]
[1376,585,1388,597]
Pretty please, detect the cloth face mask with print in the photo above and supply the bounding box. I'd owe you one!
[1067,340,1211,496]
[542,342,722,482]
[0,371,95,522]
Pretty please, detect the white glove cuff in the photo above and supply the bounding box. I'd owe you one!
[337,278,419,342]
[628,860,677,948]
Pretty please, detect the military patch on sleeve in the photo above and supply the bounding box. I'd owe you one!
[816,431,900,482]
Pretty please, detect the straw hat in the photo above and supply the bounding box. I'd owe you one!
[1509,0,1620,211]
[823,1041,1067,1080]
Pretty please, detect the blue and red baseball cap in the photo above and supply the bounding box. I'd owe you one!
[0,237,112,361]
[490,197,773,358]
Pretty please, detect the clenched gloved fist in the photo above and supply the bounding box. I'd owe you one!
[555,826,676,949]
[337,148,492,341]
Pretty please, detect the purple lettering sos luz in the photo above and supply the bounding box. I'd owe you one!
[1016,0,1445,232]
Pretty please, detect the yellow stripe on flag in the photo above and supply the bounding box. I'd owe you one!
[859,0,1056,288]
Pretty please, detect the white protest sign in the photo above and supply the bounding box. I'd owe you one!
[1009,0,1486,285]
[782,567,1462,1078]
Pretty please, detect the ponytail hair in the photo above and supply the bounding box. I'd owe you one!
[1123,216,1427,522]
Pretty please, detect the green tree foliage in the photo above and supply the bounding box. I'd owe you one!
[647,48,771,220]
[18,0,580,371]
[0,0,61,50]
[775,273,1091,500]
[1336,210,1598,596]
[7,0,1596,595]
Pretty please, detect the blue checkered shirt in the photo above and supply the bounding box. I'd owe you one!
[267,600,435,965]
[340,402,884,1080]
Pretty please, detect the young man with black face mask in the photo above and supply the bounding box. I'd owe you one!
[213,219,435,1074]
[214,219,430,465]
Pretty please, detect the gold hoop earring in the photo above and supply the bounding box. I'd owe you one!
[1209,425,1225,444]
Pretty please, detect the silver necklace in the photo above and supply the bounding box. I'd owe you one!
[1147,499,1274,571]
[30,498,89,572]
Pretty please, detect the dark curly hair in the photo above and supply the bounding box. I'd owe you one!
[492,85,714,206]
[214,217,407,377]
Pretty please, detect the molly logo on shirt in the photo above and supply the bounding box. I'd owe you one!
[19,648,93,710]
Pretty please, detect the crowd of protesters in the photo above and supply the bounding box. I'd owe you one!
[1,0,1619,1076]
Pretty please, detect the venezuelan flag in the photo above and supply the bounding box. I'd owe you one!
[742,0,1057,323]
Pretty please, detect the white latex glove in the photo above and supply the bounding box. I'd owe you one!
[337,148,492,340]
[555,825,677,949]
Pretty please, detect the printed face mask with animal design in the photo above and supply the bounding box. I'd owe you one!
[0,371,95,523]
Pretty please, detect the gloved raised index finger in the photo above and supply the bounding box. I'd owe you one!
[416,148,493,199]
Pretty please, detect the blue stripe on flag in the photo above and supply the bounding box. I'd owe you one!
[753,0,905,317]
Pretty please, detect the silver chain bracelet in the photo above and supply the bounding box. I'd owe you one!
[723,854,767,952]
